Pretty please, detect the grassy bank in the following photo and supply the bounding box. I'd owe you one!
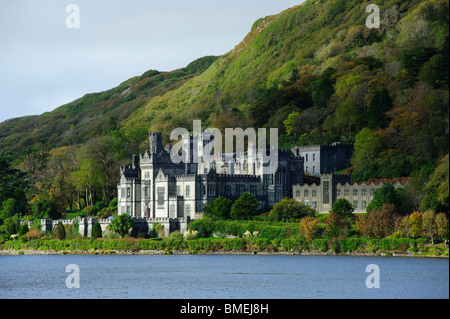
[1,237,448,257]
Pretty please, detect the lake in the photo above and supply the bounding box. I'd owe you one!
[0,254,448,299]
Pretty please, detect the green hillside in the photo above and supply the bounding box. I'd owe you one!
[0,55,219,153]
[0,0,448,221]
[120,0,448,183]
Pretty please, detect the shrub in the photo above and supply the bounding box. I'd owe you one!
[313,239,328,252]
[230,193,260,220]
[19,223,29,237]
[183,229,199,240]
[107,214,133,238]
[202,196,233,220]
[52,222,66,240]
[269,198,315,221]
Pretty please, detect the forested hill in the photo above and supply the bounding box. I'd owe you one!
[0,0,448,216]
[0,55,219,153]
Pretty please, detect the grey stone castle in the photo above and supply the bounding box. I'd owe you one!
[117,132,304,219]
[118,132,406,219]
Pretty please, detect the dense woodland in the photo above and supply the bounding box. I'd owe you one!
[0,0,448,243]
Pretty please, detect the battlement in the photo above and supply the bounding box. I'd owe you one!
[217,174,261,181]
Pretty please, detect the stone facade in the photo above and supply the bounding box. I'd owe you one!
[292,142,353,176]
[117,132,305,219]
[293,175,410,213]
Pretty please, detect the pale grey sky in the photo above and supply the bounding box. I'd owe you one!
[0,0,303,123]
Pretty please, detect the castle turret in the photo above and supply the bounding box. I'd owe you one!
[149,132,163,154]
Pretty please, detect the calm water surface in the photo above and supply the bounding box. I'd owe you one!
[0,255,448,299]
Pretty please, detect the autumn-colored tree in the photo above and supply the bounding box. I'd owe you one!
[300,216,320,241]
[26,228,43,241]
[324,212,349,239]
[422,210,437,243]
[435,213,449,241]
[408,212,423,238]
[356,204,397,238]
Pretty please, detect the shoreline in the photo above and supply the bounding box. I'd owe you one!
[0,249,447,258]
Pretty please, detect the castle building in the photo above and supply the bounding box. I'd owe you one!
[292,143,353,175]
[117,132,304,219]
[292,175,410,213]
[118,132,407,220]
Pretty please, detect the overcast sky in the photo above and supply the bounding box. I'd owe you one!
[0,0,303,123]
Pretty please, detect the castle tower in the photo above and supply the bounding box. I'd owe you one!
[149,132,163,154]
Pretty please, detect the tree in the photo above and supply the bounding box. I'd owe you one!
[300,216,320,241]
[351,128,384,182]
[422,210,437,244]
[202,196,233,220]
[435,213,449,241]
[92,220,103,238]
[283,111,301,136]
[0,198,21,221]
[356,204,398,238]
[324,212,349,239]
[408,212,423,239]
[421,154,449,214]
[230,193,259,220]
[269,198,315,221]
[329,100,360,139]
[53,222,66,240]
[308,68,336,108]
[367,88,392,130]
[19,223,29,237]
[108,214,133,238]
[332,198,354,217]
[366,184,398,213]
[0,156,29,216]
[418,54,448,88]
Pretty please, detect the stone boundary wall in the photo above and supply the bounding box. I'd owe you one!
[23,217,190,238]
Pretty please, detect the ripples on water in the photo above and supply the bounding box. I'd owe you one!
[0,255,448,299]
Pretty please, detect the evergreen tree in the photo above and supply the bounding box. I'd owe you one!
[367,88,392,129]
[332,198,354,217]
[92,220,103,238]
